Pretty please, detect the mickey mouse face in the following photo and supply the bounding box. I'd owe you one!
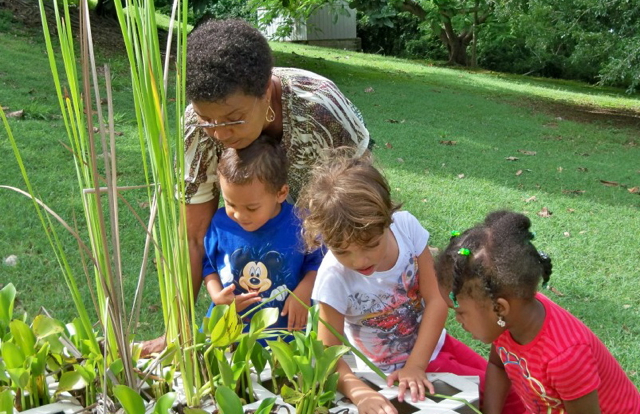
[238,261,272,294]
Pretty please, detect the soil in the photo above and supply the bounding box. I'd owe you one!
[3,0,640,133]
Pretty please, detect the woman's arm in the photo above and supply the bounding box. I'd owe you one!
[317,302,397,414]
[387,246,447,402]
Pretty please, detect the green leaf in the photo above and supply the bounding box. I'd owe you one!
[318,390,336,406]
[183,408,209,414]
[324,371,340,393]
[0,283,16,329]
[114,384,146,414]
[9,319,36,356]
[267,340,296,382]
[153,392,176,414]
[249,307,279,335]
[215,385,243,414]
[250,342,269,375]
[280,384,304,405]
[6,367,29,389]
[215,348,234,387]
[1,341,26,369]
[110,358,124,376]
[56,371,87,394]
[0,388,14,414]
[293,355,314,390]
[32,314,64,340]
[254,397,277,414]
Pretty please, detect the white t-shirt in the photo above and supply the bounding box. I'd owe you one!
[312,211,446,373]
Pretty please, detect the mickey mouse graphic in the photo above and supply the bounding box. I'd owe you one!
[230,247,289,302]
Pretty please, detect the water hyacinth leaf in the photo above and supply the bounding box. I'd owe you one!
[110,358,124,376]
[1,341,26,368]
[254,397,277,414]
[317,390,336,406]
[249,307,279,335]
[0,360,9,382]
[31,342,50,375]
[293,355,313,390]
[0,388,14,414]
[6,367,29,389]
[0,283,16,329]
[9,319,36,355]
[325,371,340,393]
[310,332,325,359]
[114,384,146,414]
[56,371,87,394]
[267,340,296,381]
[183,409,209,414]
[215,348,234,386]
[280,384,304,405]
[153,392,176,414]
[317,345,350,382]
[206,304,228,336]
[32,315,65,340]
[250,342,269,375]
[215,385,243,414]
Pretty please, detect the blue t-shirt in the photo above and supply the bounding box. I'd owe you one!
[202,202,323,331]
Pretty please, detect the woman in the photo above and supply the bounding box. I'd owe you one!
[142,19,370,355]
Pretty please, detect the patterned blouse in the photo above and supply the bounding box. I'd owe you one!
[182,67,370,204]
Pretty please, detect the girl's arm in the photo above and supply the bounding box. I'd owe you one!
[387,247,447,402]
[317,302,398,414]
[564,390,601,414]
[282,270,317,330]
[482,345,511,414]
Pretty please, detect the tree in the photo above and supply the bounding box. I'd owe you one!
[349,0,495,65]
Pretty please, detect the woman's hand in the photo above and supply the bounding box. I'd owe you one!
[386,365,434,403]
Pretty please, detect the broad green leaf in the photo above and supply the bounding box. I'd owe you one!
[0,359,9,382]
[248,307,279,335]
[56,371,87,394]
[230,361,246,382]
[6,367,29,389]
[250,342,269,375]
[293,355,314,390]
[267,340,296,381]
[1,341,25,368]
[183,408,209,414]
[215,348,234,386]
[324,371,340,393]
[31,341,50,375]
[0,284,16,329]
[215,385,243,414]
[280,384,304,405]
[0,388,14,414]
[317,390,335,406]
[110,358,124,376]
[9,319,36,356]
[32,314,64,340]
[153,392,176,414]
[114,384,146,414]
[254,397,277,414]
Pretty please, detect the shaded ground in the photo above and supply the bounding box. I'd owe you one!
[3,0,640,134]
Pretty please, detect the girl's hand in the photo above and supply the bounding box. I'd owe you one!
[355,388,398,414]
[281,294,308,331]
[387,365,434,403]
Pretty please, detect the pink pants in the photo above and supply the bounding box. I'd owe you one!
[426,334,526,414]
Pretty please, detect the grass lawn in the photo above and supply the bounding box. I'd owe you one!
[1,9,639,388]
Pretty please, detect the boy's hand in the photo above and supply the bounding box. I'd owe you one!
[213,284,261,312]
[355,388,397,414]
[281,294,308,331]
[386,365,434,403]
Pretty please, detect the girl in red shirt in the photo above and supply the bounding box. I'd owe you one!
[435,210,640,414]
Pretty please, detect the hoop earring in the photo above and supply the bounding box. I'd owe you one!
[265,105,276,122]
[497,316,506,328]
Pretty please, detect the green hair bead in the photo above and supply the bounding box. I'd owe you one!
[449,291,459,308]
[451,230,461,237]
[458,248,471,256]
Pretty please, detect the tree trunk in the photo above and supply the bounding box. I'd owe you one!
[447,36,469,65]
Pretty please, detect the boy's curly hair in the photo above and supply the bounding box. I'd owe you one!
[435,211,552,306]
[297,150,401,251]
[217,135,288,194]
[186,19,273,102]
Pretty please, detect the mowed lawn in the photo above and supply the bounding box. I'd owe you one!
[1,10,639,388]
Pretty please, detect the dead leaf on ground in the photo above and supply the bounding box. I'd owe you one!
[562,189,585,195]
[627,186,639,194]
[549,286,565,297]
[385,142,393,149]
[7,110,24,118]
[567,208,576,213]
[396,158,404,163]
[439,140,458,146]
[516,170,523,176]
[364,87,375,93]
[148,305,160,312]
[457,174,465,179]
[577,167,588,172]
[537,207,552,217]
[563,232,571,237]
[505,156,519,161]
[517,149,537,156]
[600,180,620,187]
[579,230,586,234]
[623,305,632,310]
[138,201,150,209]
[525,196,537,203]
[557,167,563,172]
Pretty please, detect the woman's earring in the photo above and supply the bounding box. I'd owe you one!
[265,105,276,122]
[497,316,506,328]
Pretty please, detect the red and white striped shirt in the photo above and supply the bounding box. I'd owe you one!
[494,293,640,413]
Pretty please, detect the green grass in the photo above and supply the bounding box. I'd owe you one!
[1,13,639,388]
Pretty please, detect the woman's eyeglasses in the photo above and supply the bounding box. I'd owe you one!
[189,120,246,129]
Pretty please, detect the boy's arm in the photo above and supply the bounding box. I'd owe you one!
[317,302,397,414]
[388,247,447,402]
[203,273,260,312]
[482,345,511,414]
[282,270,317,330]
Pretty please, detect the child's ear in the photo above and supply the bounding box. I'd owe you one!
[276,184,289,203]
[495,297,511,318]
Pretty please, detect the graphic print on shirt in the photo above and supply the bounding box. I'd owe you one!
[498,347,564,414]
[349,255,424,369]
[229,247,289,301]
